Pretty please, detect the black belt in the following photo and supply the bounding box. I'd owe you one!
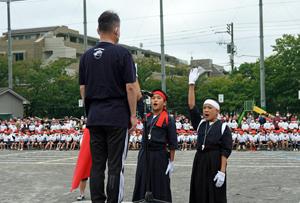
[197,145,220,153]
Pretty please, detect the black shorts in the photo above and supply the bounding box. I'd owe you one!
[82,178,88,181]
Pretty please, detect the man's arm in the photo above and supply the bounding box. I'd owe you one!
[80,85,85,105]
[126,83,137,133]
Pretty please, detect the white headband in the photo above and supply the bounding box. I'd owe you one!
[203,99,220,110]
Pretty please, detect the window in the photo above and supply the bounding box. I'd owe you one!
[26,35,36,40]
[13,36,23,40]
[79,38,84,44]
[13,53,24,61]
[70,36,77,43]
[145,53,150,58]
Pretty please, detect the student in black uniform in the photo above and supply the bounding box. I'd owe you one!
[188,68,232,203]
[132,70,178,202]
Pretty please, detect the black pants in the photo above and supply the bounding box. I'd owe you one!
[88,126,129,203]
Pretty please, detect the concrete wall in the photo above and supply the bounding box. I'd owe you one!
[43,36,76,63]
[0,36,44,60]
[0,92,24,118]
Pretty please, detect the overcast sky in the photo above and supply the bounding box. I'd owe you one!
[0,0,300,71]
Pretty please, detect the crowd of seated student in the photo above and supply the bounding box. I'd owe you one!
[0,117,86,151]
[1,111,299,152]
[0,129,84,151]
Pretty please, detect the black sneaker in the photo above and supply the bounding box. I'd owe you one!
[77,194,85,201]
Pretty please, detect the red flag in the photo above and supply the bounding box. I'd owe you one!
[70,129,92,192]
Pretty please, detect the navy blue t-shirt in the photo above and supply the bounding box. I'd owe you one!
[78,41,136,128]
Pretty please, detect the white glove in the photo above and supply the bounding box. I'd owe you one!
[213,171,225,187]
[135,63,138,77]
[165,161,174,179]
[189,68,200,84]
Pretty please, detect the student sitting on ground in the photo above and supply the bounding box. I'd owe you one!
[280,131,289,151]
[70,132,79,150]
[292,130,300,151]
[237,131,246,151]
[249,131,258,151]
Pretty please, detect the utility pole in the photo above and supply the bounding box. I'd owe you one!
[227,23,234,71]
[259,0,266,110]
[83,0,87,52]
[160,0,166,93]
[7,0,13,89]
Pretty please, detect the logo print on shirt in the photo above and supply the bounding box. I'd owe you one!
[93,48,105,59]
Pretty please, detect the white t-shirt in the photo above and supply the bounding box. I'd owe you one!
[60,134,66,141]
[292,134,300,142]
[232,133,237,141]
[0,125,7,131]
[37,136,43,142]
[241,123,249,130]
[259,134,266,142]
[66,135,72,142]
[271,134,279,142]
[29,125,35,131]
[230,121,238,129]
[249,122,256,129]
[72,135,79,142]
[289,122,298,130]
[183,123,190,131]
[280,134,289,141]
[175,122,182,130]
[136,123,143,130]
[264,122,271,130]
[249,135,257,142]
[238,134,247,143]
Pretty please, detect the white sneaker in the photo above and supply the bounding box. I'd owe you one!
[267,148,270,151]
[257,148,260,151]
[181,149,183,151]
[184,149,187,151]
[20,148,23,151]
[77,194,85,201]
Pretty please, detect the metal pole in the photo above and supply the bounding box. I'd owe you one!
[83,0,87,52]
[7,0,13,89]
[160,0,166,92]
[259,0,266,110]
[231,22,234,71]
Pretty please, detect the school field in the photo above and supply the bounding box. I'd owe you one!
[0,149,300,203]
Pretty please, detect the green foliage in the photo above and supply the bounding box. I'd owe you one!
[0,58,82,118]
[0,55,8,87]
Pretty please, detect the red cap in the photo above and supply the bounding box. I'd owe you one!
[239,131,243,135]
[232,118,236,120]
[226,117,229,120]
[267,130,270,133]
[298,130,300,133]
[255,119,258,121]
[184,133,188,135]
[221,117,224,120]
[266,118,269,121]
[252,131,256,134]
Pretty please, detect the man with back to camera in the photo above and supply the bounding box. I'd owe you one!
[78,11,137,203]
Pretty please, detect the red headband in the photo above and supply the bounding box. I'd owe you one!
[153,91,167,101]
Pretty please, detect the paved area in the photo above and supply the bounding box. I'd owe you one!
[0,149,300,203]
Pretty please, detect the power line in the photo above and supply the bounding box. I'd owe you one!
[131,0,154,46]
